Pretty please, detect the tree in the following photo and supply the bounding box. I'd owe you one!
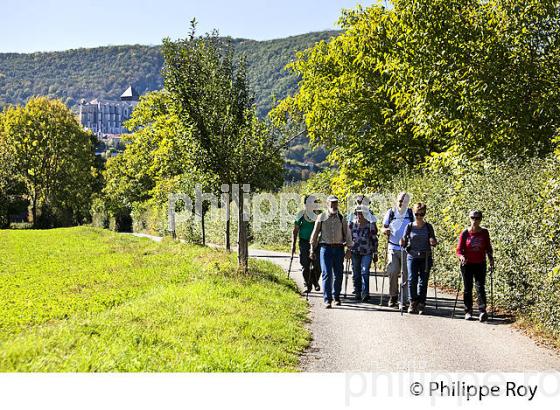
[161,21,284,270]
[272,0,560,190]
[0,97,95,227]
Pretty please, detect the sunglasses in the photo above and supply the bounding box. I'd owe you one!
[415,212,426,217]
[470,216,482,220]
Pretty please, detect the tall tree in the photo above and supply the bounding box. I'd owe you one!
[1,97,95,227]
[272,0,560,190]
[161,21,284,270]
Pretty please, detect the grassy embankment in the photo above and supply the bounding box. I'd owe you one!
[0,227,309,371]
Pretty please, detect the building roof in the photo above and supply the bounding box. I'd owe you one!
[120,85,140,100]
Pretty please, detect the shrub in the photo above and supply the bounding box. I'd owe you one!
[385,156,560,338]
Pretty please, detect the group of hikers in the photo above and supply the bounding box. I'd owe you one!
[291,193,494,322]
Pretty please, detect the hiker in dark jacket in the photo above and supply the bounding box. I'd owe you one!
[401,203,437,314]
[292,195,321,293]
[456,210,494,322]
[310,195,353,309]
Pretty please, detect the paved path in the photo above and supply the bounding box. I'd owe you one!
[131,234,560,372]
[249,248,560,372]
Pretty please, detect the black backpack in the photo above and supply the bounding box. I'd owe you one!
[388,207,414,225]
[403,222,435,254]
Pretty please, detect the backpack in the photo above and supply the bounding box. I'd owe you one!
[459,229,469,255]
[388,207,414,225]
[403,222,435,254]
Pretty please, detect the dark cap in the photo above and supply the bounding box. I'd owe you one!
[469,210,483,218]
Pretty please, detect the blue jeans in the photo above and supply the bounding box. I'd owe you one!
[351,253,372,298]
[319,245,344,303]
[407,256,432,304]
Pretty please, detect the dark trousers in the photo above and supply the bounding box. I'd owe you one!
[407,256,432,305]
[299,239,320,288]
[461,263,487,313]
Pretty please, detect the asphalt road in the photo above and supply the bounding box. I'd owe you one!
[249,248,560,372]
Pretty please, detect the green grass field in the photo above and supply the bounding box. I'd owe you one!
[0,227,310,372]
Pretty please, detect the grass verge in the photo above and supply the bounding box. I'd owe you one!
[0,227,309,371]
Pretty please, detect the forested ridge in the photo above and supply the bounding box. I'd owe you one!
[0,31,338,117]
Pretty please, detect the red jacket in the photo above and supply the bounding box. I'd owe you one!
[456,228,493,265]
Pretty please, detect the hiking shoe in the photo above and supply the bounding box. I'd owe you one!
[314,284,321,291]
[408,302,418,314]
[479,312,488,322]
[465,311,473,320]
[362,295,370,302]
[354,293,362,301]
[388,297,398,308]
[334,299,342,306]
[306,285,312,293]
[325,301,332,309]
[417,303,426,315]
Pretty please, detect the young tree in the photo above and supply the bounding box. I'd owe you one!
[161,22,284,270]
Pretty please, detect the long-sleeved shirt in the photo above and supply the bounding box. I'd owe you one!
[310,212,353,249]
[456,228,493,264]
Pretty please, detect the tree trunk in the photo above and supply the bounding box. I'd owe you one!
[237,189,249,273]
[31,191,38,227]
[201,208,206,246]
[225,199,231,252]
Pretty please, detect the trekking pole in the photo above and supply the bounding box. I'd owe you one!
[374,258,378,292]
[305,257,310,302]
[490,264,495,322]
[287,252,294,279]
[452,268,463,319]
[344,259,350,299]
[430,245,438,310]
[380,242,388,306]
[400,250,405,316]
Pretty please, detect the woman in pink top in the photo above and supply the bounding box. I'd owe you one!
[456,210,495,322]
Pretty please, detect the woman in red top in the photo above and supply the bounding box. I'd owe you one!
[456,210,495,322]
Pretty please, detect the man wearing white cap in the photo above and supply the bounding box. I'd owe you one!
[310,195,353,308]
[382,192,415,309]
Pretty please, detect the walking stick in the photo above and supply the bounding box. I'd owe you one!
[380,242,388,306]
[400,249,405,316]
[452,267,463,319]
[344,259,350,298]
[430,246,438,310]
[287,252,294,279]
[490,264,495,321]
[374,259,378,292]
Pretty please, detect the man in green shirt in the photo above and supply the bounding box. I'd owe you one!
[292,195,321,293]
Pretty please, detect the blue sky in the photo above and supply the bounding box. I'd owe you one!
[1,0,380,53]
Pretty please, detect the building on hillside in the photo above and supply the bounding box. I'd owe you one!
[78,85,140,138]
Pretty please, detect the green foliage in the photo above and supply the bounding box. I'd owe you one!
[272,1,560,186]
[0,32,338,117]
[0,45,163,109]
[0,227,309,371]
[384,156,560,339]
[0,97,96,227]
[161,24,285,191]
